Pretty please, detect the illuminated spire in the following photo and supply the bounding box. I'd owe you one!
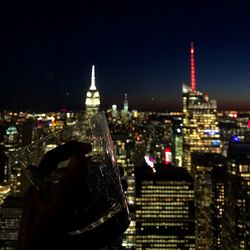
[190,42,196,91]
[90,65,96,90]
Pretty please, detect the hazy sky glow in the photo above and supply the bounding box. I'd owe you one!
[1,1,250,111]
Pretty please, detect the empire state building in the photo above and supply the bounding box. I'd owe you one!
[84,65,100,118]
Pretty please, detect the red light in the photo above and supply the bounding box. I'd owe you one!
[164,147,172,165]
[248,120,250,129]
[190,42,196,91]
[165,147,170,152]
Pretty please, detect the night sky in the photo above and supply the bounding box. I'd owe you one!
[1,1,250,112]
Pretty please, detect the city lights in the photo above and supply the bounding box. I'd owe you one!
[0,41,250,250]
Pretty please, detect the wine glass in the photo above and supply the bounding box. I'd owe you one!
[11,111,131,248]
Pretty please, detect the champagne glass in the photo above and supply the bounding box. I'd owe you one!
[11,111,131,248]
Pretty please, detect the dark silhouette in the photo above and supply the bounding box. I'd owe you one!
[17,141,127,250]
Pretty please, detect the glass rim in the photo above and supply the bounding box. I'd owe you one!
[12,111,108,156]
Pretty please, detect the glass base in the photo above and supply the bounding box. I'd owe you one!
[67,202,131,249]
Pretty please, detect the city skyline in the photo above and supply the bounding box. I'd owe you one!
[1,1,250,111]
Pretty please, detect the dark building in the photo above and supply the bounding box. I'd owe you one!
[0,147,7,183]
[21,119,34,147]
[211,166,226,249]
[0,196,22,250]
[192,153,226,249]
[135,164,195,249]
[222,143,250,249]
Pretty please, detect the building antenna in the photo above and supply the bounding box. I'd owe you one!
[90,65,96,90]
[190,42,196,91]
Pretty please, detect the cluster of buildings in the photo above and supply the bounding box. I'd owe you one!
[0,43,250,249]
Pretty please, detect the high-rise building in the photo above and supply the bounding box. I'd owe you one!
[223,143,250,249]
[84,65,100,118]
[0,196,22,250]
[3,126,21,186]
[121,93,129,120]
[135,164,195,249]
[108,113,137,249]
[111,104,118,118]
[192,152,226,249]
[182,42,222,172]
[124,93,128,113]
[171,113,183,167]
[0,146,8,183]
[112,133,136,249]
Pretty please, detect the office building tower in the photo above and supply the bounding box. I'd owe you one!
[211,166,226,249]
[0,147,8,183]
[21,119,34,147]
[223,143,250,249]
[172,114,183,167]
[4,126,20,155]
[85,65,100,118]
[124,93,128,112]
[182,42,222,172]
[0,195,22,250]
[192,153,226,249]
[111,104,118,118]
[135,164,195,249]
[233,112,250,142]
[3,126,21,184]
[111,130,136,249]
[121,93,129,120]
[218,112,237,153]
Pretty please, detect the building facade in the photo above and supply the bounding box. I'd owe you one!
[135,165,195,249]
[192,153,226,249]
[223,143,250,249]
[182,43,222,173]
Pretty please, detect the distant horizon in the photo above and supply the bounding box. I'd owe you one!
[1,80,249,113]
[1,105,250,114]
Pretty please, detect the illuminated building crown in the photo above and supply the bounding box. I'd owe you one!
[85,65,100,117]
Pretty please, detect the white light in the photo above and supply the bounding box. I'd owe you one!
[90,65,97,90]
[144,155,154,168]
[85,98,92,105]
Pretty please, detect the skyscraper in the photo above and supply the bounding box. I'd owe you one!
[182,43,222,173]
[223,143,250,249]
[0,195,22,250]
[121,93,129,120]
[124,93,128,113]
[192,152,226,249]
[135,164,195,249]
[84,65,100,118]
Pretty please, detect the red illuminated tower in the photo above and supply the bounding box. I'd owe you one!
[190,42,196,91]
[182,42,222,172]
